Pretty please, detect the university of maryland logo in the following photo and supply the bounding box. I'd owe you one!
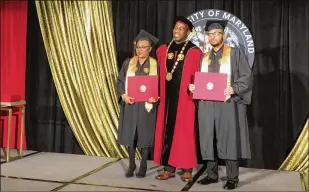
[187,9,255,68]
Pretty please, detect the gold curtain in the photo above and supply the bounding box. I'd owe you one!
[35,1,134,158]
[279,119,308,191]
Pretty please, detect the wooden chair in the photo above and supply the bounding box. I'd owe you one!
[0,100,26,162]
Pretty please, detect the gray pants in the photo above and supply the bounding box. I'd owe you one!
[207,160,239,181]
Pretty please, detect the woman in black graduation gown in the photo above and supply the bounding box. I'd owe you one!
[117,30,159,178]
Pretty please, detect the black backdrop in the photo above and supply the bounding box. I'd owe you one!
[26,1,83,154]
[25,0,308,170]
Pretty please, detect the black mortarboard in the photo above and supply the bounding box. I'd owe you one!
[174,16,194,31]
[204,19,229,32]
[134,29,159,46]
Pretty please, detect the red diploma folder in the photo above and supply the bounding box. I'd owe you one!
[193,72,227,101]
[127,75,158,102]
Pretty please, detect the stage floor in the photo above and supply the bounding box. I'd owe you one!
[0,149,303,191]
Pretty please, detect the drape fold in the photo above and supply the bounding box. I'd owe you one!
[280,119,308,191]
[35,1,128,158]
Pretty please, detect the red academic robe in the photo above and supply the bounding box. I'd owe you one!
[154,44,203,169]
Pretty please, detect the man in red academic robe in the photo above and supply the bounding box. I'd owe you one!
[154,16,203,182]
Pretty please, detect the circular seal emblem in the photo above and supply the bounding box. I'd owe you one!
[143,68,149,74]
[187,9,255,68]
[139,85,146,92]
[177,53,185,61]
[167,52,174,59]
[206,82,214,90]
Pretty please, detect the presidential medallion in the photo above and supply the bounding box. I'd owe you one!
[166,73,172,81]
[167,53,174,59]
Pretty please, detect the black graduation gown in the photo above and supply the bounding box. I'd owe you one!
[117,58,158,148]
[198,47,252,160]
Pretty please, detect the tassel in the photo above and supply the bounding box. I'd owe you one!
[145,102,153,112]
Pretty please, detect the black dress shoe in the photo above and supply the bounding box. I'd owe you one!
[136,172,145,178]
[197,176,218,185]
[223,180,238,190]
[136,163,147,178]
[125,163,136,178]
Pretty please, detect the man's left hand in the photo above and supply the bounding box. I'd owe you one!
[224,86,235,96]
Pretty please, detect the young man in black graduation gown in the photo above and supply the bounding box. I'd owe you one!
[189,20,253,190]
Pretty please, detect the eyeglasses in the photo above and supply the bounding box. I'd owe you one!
[207,32,223,37]
[136,46,151,50]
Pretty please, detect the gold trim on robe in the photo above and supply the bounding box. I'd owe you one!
[201,45,232,101]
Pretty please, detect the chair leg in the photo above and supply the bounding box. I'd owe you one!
[19,106,25,157]
[6,109,12,163]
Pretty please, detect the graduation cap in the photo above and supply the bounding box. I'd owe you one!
[174,16,194,31]
[134,29,159,46]
[204,19,229,32]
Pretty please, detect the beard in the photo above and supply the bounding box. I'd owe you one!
[210,39,224,47]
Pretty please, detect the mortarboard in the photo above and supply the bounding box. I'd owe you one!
[174,16,194,31]
[134,29,159,46]
[204,19,229,32]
